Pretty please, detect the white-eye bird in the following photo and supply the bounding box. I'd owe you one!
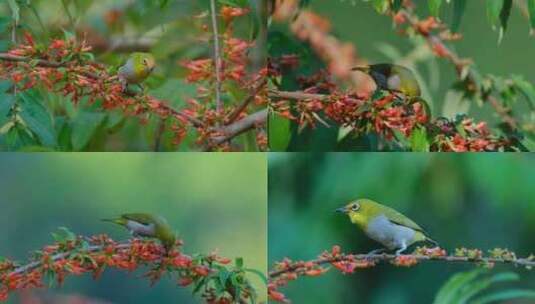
[336,198,437,255]
[117,52,156,91]
[352,64,421,98]
[102,213,176,252]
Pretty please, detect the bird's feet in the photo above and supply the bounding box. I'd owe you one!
[367,248,386,255]
[395,247,407,256]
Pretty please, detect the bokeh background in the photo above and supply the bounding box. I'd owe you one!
[0,153,267,303]
[268,1,535,151]
[268,153,535,303]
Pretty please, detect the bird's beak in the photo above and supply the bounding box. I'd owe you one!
[335,206,347,213]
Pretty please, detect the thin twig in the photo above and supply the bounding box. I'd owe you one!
[153,118,167,151]
[269,252,535,279]
[209,0,223,115]
[226,80,267,124]
[400,9,518,130]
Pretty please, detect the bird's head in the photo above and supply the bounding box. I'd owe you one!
[131,52,156,74]
[140,53,156,72]
[335,199,378,228]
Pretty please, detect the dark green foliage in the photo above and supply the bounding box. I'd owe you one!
[433,270,535,304]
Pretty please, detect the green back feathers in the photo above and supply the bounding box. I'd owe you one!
[102,213,176,250]
[346,199,426,233]
[352,64,421,97]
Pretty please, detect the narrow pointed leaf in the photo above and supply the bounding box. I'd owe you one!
[451,0,467,33]
[498,0,513,43]
[486,0,503,28]
[429,0,443,17]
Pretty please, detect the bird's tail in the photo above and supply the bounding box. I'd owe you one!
[101,218,126,226]
[426,236,439,247]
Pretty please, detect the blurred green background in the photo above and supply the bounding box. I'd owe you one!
[268,153,535,303]
[0,153,267,303]
[269,1,535,151]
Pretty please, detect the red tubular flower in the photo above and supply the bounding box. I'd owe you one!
[221,6,250,23]
[268,289,290,303]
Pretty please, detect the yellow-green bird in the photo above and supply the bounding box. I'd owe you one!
[336,199,437,255]
[117,52,156,90]
[352,64,421,98]
[102,213,176,252]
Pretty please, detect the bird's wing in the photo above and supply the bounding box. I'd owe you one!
[122,213,154,225]
[382,207,427,234]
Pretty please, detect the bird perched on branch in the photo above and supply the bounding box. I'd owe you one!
[336,198,438,255]
[117,52,155,92]
[352,64,421,98]
[102,213,176,252]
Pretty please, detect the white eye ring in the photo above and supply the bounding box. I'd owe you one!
[351,203,360,211]
[143,59,148,66]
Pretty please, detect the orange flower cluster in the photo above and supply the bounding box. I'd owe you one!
[0,234,257,303]
[269,65,514,151]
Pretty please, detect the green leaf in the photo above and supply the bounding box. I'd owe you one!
[456,272,519,303]
[528,0,535,34]
[244,268,268,285]
[235,257,244,269]
[429,0,443,17]
[486,0,503,28]
[372,0,390,14]
[218,269,231,288]
[451,0,467,33]
[473,289,535,304]
[268,111,291,151]
[498,0,513,43]
[409,127,430,152]
[71,112,105,151]
[0,94,15,125]
[4,125,36,150]
[390,0,403,12]
[51,227,76,243]
[18,90,56,147]
[511,75,535,110]
[433,269,484,304]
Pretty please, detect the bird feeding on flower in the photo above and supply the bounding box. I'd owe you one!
[352,64,421,98]
[102,213,176,252]
[117,52,156,92]
[336,198,438,255]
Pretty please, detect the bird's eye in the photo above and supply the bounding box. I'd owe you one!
[143,59,148,66]
[351,203,360,211]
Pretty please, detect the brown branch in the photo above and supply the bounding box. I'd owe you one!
[268,89,330,101]
[226,80,267,124]
[11,243,131,276]
[0,53,205,128]
[206,108,268,150]
[0,53,64,68]
[269,252,535,279]
[209,0,223,114]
